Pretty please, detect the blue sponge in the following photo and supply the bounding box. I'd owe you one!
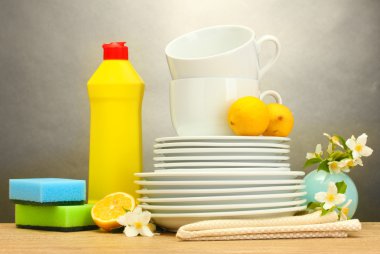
[9,178,86,205]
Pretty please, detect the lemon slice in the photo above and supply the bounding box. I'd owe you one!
[91,192,135,231]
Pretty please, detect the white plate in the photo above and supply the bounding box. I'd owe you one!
[154,142,290,149]
[154,148,290,156]
[137,185,305,198]
[136,171,304,181]
[140,199,306,213]
[156,136,290,143]
[155,167,291,173]
[151,206,306,231]
[139,191,306,205]
[154,162,291,168]
[135,179,304,189]
[153,155,289,162]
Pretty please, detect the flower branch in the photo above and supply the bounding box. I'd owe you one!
[307,181,351,220]
[304,133,373,174]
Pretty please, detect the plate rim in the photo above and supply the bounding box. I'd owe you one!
[136,171,305,178]
[140,199,306,210]
[154,162,291,168]
[136,184,306,194]
[135,179,304,186]
[150,205,306,218]
[154,142,290,149]
[153,155,290,161]
[138,191,307,203]
[155,136,291,143]
[154,167,291,172]
[154,148,290,155]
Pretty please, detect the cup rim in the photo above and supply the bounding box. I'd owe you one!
[165,25,256,61]
[170,77,259,83]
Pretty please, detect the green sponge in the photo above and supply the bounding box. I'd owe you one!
[15,204,98,232]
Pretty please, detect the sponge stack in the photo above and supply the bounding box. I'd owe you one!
[15,204,96,232]
[10,178,86,205]
[10,178,97,232]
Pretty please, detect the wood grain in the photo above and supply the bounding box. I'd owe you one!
[0,223,379,254]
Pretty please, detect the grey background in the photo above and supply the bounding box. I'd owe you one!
[0,0,379,222]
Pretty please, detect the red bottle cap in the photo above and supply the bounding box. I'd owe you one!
[102,42,128,60]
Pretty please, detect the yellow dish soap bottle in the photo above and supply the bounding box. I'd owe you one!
[87,42,144,203]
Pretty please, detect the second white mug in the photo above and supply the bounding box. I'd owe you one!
[165,25,281,80]
[170,78,282,136]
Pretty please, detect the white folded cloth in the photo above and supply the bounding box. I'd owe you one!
[176,211,361,241]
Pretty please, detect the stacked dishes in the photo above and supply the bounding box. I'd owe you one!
[135,136,306,231]
[166,25,283,137]
[135,26,303,231]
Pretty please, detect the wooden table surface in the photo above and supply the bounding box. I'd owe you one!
[0,223,379,254]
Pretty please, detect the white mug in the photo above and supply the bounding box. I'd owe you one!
[165,25,280,80]
[170,78,282,136]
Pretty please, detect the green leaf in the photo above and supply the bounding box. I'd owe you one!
[329,151,339,160]
[321,209,329,216]
[317,160,329,172]
[330,151,349,161]
[335,181,347,194]
[321,206,335,216]
[122,207,131,212]
[335,135,348,150]
[303,157,322,169]
[307,202,321,210]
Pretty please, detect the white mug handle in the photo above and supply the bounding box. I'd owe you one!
[259,90,282,104]
[256,35,281,79]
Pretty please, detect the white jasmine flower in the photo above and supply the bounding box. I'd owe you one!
[315,182,346,210]
[340,158,355,168]
[306,144,323,159]
[328,161,344,174]
[327,143,333,154]
[346,133,373,159]
[339,199,352,221]
[339,158,362,171]
[353,157,363,166]
[324,133,343,148]
[337,159,354,173]
[117,206,154,237]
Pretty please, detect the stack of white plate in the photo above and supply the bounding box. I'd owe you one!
[135,136,306,231]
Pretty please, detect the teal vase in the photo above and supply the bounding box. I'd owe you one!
[304,170,358,218]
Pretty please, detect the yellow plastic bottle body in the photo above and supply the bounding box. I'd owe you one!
[87,60,144,203]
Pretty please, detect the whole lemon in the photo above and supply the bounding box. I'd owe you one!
[263,103,294,137]
[228,96,270,136]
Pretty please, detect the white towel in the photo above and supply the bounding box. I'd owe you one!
[176,211,361,241]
